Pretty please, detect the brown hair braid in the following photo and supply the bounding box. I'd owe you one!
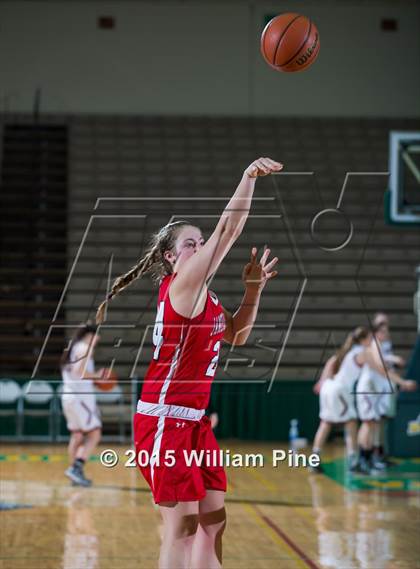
[96,220,193,324]
[332,326,370,375]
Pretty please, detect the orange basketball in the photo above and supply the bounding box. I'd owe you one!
[261,13,320,73]
[95,368,118,391]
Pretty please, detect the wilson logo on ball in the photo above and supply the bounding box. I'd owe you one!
[296,33,319,66]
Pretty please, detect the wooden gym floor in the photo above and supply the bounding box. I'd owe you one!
[1,442,419,569]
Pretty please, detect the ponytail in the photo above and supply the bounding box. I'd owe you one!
[60,322,97,368]
[332,326,370,375]
[95,220,192,324]
[96,246,158,324]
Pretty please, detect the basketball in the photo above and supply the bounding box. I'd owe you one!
[95,368,118,391]
[261,13,320,72]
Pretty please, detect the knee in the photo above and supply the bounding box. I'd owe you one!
[172,513,199,540]
[88,428,101,442]
[71,432,83,445]
[199,507,227,538]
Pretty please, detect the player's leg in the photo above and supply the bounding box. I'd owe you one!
[62,399,91,486]
[67,427,101,485]
[312,379,336,470]
[75,427,102,462]
[371,419,387,470]
[65,397,101,486]
[190,489,226,569]
[68,430,84,464]
[344,419,358,469]
[312,420,332,459]
[357,419,376,473]
[158,500,199,569]
[354,384,380,474]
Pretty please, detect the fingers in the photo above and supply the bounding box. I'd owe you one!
[254,159,270,176]
[251,246,278,269]
[248,165,259,178]
[262,157,283,171]
[246,157,283,178]
[265,256,278,271]
[259,246,271,266]
[250,247,257,263]
[266,270,278,280]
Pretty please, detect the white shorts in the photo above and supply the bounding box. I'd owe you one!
[319,378,357,423]
[355,368,384,422]
[377,375,397,418]
[62,397,102,432]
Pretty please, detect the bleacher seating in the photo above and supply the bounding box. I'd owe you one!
[1,114,419,437]
[64,114,419,384]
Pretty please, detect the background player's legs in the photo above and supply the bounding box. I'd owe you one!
[68,430,84,464]
[371,419,388,469]
[357,420,379,473]
[65,428,101,487]
[158,500,199,569]
[75,427,102,462]
[190,489,226,569]
[358,420,374,450]
[312,420,332,463]
[344,420,358,468]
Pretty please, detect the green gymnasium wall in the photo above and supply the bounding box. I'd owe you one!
[210,381,319,441]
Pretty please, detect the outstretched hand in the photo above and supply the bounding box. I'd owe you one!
[245,157,283,178]
[242,247,278,291]
[401,380,417,392]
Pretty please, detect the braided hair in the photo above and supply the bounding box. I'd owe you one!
[96,220,193,324]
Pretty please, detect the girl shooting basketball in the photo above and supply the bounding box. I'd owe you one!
[96,157,282,568]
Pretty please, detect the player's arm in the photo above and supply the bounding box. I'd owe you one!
[356,349,416,391]
[171,158,282,311]
[221,247,278,346]
[70,345,102,380]
[384,353,405,368]
[221,289,261,346]
[313,355,336,394]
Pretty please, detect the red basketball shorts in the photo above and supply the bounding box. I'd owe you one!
[133,413,227,504]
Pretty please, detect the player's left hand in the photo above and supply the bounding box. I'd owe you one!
[390,355,405,368]
[242,247,278,291]
[401,380,417,392]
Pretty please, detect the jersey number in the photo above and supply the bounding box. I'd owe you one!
[205,340,221,377]
[152,301,165,360]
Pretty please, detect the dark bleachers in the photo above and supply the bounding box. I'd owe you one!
[0,121,68,374]
[1,114,419,385]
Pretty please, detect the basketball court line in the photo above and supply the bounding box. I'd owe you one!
[244,502,320,569]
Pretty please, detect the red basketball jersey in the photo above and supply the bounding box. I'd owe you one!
[140,273,226,409]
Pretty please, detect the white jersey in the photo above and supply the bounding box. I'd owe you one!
[319,345,364,423]
[380,339,392,357]
[334,345,364,391]
[61,340,95,403]
[356,339,396,419]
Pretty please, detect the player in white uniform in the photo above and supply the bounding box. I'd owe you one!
[356,316,414,472]
[312,327,371,472]
[60,324,103,486]
[372,313,405,464]
[312,325,414,474]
